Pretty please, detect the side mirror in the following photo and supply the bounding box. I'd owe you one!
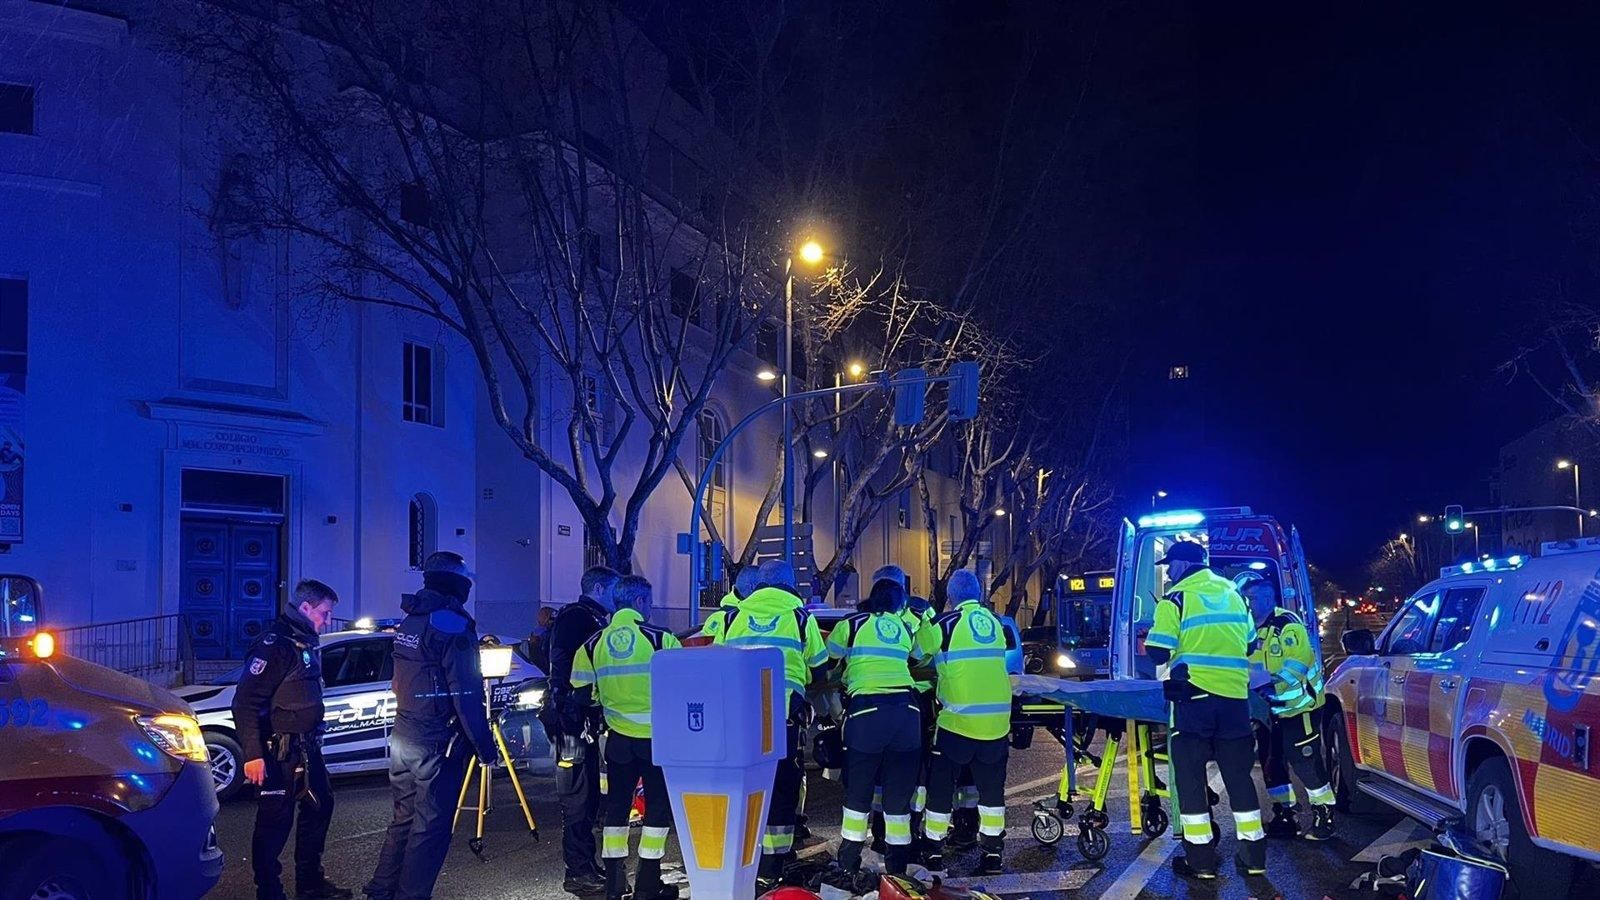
[1342,628,1376,656]
[0,574,43,638]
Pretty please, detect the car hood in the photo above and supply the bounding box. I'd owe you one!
[172,683,235,712]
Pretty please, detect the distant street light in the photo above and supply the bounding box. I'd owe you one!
[994,508,1007,517]
[1151,489,1168,510]
[1418,515,1431,524]
[1557,460,1583,537]
[812,448,829,460]
[757,368,778,382]
[799,239,826,265]
[848,361,866,378]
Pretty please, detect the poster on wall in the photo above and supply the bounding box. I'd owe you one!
[0,370,21,543]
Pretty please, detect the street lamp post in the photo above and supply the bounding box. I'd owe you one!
[1559,460,1583,537]
[779,239,827,566]
[1151,489,1168,510]
[1466,522,1480,558]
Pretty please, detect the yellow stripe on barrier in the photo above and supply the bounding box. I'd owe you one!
[761,667,774,755]
[743,790,766,865]
[682,793,729,871]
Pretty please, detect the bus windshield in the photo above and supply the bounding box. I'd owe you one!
[1062,596,1112,648]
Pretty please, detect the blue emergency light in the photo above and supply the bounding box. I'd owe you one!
[1138,510,1206,528]
[1448,554,1524,577]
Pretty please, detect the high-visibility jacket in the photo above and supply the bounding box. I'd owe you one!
[1146,567,1254,700]
[570,607,681,739]
[1249,606,1325,716]
[713,586,827,699]
[826,611,925,697]
[918,599,1013,740]
[900,600,936,692]
[699,590,742,641]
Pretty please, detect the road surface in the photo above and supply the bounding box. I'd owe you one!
[207,732,1517,899]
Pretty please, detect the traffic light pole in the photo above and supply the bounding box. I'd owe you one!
[682,366,973,625]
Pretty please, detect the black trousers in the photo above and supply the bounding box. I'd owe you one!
[364,733,471,900]
[252,739,334,899]
[1259,708,1331,805]
[922,728,1008,844]
[761,697,809,872]
[602,734,672,891]
[1169,694,1263,871]
[557,735,604,879]
[839,692,922,873]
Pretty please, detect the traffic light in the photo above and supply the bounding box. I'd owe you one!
[948,360,980,421]
[893,367,927,426]
[1444,505,1465,534]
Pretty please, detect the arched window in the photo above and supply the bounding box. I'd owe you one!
[408,492,437,570]
[697,408,727,513]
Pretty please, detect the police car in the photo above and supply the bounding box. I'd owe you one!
[1328,539,1600,895]
[174,621,551,800]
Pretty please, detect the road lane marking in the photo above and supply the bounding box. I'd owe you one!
[1096,772,1223,900]
[1353,818,1432,863]
[940,868,1098,892]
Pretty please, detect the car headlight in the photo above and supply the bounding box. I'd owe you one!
[136,714,210,764]
[1055,652,1076,670]
[516,688,546,710]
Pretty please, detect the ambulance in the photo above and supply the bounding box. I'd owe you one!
[1329,538,1600,894]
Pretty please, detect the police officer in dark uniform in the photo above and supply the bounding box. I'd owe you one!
[543,565,620,897]
[233,579,352,900]
[364,552,498,900]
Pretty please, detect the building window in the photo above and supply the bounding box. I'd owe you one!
[697,407,728,524]
[1168,365,1190,380]
[0,84,35,135]
[403,341,442,426]
[408,492,437,570]
[581,372,613,446]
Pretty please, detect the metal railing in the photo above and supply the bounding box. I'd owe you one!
[56,614,187,683]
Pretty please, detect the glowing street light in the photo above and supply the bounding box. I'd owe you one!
[757,369,778,382]
[994,508,1007,517]
[847,361,866,378]
[798,239,825,265]
[1417,515,1431,524]
[812,448,829,460]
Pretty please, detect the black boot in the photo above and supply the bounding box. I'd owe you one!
[922,839,946,872]
[1265,802,1301,838]
[976,835,1004,875]
[632,859,678,900]
[603,858,630,900]
[1234,838,1267,876]
[1304,805,1336,841]
[947,809,979,851]
[296,882,353,900]
[1173,841,1218,880]
[836,838,866,874]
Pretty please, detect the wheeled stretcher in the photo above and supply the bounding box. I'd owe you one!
[1011,675,1269,862]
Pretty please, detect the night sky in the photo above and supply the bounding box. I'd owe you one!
[1121,2,1600,581]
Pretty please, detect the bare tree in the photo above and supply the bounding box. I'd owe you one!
[173,0,788,571]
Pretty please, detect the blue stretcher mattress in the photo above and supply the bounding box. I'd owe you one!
[1012,674,1272,724]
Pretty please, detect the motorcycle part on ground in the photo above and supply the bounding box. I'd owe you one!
[877,874,1002,900]
[757,887,823,900]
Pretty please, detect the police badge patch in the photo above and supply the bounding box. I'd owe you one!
[249,657,268,675]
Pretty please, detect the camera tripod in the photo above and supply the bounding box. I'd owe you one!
[452,680,539,857]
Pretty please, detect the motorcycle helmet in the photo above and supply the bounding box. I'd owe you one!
[811,724,845,770]
[757,888,822,900]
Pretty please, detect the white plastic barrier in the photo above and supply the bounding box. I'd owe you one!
[651,645,786,898]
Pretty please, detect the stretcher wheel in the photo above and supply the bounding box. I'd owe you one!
[1031,812,1064,845]
[1081,808,1110,831]
[1077,824,1110,861]
[1142,807,1169,839]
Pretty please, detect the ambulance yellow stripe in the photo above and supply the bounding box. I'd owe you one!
[1356,709,1381,765]
[1400,733,1435,793]
[1533,766,1600,854]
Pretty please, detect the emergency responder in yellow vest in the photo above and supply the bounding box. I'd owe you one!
[821,577,927,891]
[700,563,762,642]
[1144,540,1266,880]
[1238,572,1336,842]
[570,575,682,900]
[918,569,1014,876]
[866,564,938,849]
[712,559,828,887]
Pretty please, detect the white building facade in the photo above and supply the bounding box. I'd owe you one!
[0,1,964,674]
